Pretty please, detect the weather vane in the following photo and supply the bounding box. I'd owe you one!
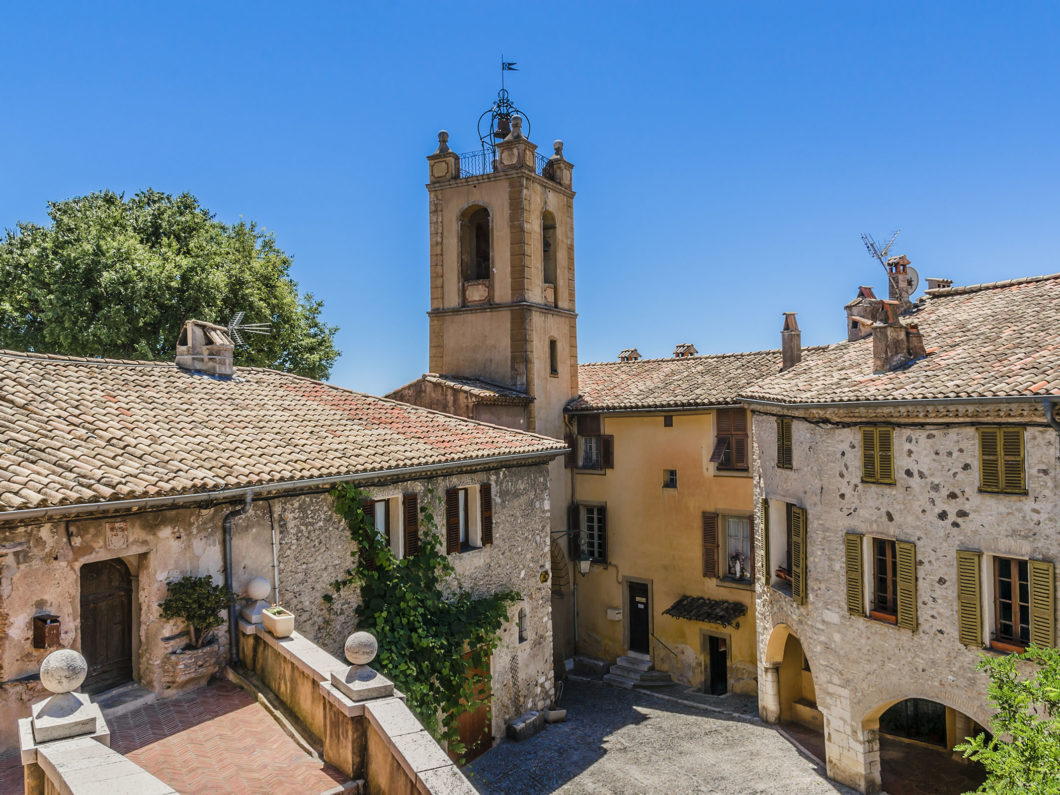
[477,55,530,157]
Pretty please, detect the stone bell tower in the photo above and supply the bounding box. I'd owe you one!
[421,111,577,440]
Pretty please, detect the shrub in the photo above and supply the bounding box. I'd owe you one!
[159,575,237,649]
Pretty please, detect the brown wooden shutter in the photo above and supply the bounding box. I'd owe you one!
[1000,427,1025,493]
[776,417,785,468]
[761,499,771,585]
[717,409,732,434]
[861,427,877,483]
[791,507,807,604]
[978,428,1001,492]
[578,414,601,436]
[480,483,493,546]
[601,435,614,469]
[732,409,748,468]
[403,493,419,557]
[568,502,581,558]
[363,499,375,526]
[878,427,895,484]
[956,549,983,646]
[702,512,719,578]
[749,510,756,582]
[383,501,391,546]
[564,434,576,468]
[1028,559,1055,648]
[598,506,608,562]
[896,540,917,631]
[844,532,864,616]
[445,488,460,554]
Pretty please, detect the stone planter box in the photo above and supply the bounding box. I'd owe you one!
[161,639,223,690]
[263,607,294,638]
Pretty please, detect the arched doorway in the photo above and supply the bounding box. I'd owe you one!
[80,558,133,694]
[763,625,823,759]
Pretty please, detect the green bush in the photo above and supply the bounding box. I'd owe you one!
[159,575,237,649]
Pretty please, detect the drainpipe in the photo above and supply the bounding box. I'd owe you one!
[265,499,280,605]
[1044,398,1060,436]
[223,492,253,664]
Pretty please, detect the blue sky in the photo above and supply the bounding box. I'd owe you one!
[3,2,1059,394]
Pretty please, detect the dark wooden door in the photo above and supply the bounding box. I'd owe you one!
[707,635,728,695]
[454,652,492,763]
[628,582,650,654]
[80,559,133,694]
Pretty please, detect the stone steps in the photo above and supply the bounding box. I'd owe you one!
[604,652,673,690]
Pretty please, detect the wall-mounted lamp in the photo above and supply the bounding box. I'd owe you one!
[551,529,591,577]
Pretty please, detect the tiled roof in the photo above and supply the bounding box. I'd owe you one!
[419,374,532,405]
[662,595,747,627]
[568,350,784,412]
[0,351,565,514]
[742,273,1060,405]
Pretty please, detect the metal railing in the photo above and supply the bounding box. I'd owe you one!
[456,149,554,180]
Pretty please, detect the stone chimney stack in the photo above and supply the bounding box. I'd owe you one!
[845,286,880,342]
[175,320,235,377]
[781,313,801,371]
[871,302,927,372]
[886,255,915,307]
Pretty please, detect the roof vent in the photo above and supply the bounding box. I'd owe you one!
[925,277,953,291]
[673,343,698,359]
[617,348,642,362]
[175,320,235,377]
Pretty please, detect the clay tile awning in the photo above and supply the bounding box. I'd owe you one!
[663,595,747,628]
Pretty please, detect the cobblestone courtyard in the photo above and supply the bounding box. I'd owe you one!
[467,678,855,795]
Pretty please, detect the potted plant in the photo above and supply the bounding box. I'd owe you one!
[158,575,237,689]
[262,604,295,638]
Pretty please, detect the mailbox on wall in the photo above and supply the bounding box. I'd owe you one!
[32,614,61,649]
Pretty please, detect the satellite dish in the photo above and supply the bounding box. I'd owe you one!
[905,266,919,295]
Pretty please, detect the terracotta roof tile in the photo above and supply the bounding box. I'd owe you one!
[0,351,565,514]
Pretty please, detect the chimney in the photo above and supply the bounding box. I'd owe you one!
[886,254,916,307]
[175,320,235,377]
[871,302,927,372]
[673,343,698,359]
[925,277,953,291]
[844,286,879,342]
[617,348,642,362]
[781,313,801,371]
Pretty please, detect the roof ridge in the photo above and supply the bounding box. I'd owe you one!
[578,348,782,367]
[0,349,174,367]
[925,272,1060,297]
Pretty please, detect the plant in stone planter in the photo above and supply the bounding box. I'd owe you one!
[159,575,237,650]
[262,605,295,638]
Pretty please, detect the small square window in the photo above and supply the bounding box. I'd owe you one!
[663,415,673,427]
[663,469,678,489]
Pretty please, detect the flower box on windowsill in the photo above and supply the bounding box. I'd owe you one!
[262,606,294,638]
[775,568,792,584]
[988,639,1025,655]
[869,609,898,625]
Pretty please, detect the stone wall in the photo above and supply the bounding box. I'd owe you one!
[750,402,1059,793]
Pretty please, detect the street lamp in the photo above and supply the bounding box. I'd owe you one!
[551,529,592,576]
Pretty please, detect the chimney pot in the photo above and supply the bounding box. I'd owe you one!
[617,348,642,362]
[175,320,235,377]
[673,343,698,358]
[781,313,802,371]
[926,277,953,291]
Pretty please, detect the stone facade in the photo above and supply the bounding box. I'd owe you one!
[0,462,555,752]
[750,401,1060,793]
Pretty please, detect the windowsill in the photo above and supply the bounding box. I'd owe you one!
[575,467,606,475]
[861,479,896,486]
[458,543,483,554]
[988,639,1026,655]
[977,488,1028,497]
[662,485,677,490]
[713,469,751,479]
[550,372,559,378]
[717,577,754,591]
[770,580,793,598]
[776,465,793,471]
[869,609,898,625]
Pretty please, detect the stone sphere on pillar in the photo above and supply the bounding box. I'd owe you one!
[345,631,378,666]
[246,577,271,601]
[40,649,87,694]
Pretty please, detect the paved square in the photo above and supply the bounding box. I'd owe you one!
[466,679,855,795]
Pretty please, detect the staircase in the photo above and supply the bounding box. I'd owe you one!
[603,651,673,689]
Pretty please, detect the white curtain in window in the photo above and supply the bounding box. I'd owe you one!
[726,516,751,580]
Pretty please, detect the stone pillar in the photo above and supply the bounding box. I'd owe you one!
[758,663,781,724]
[427,131,461,183]
[951,710,973,759]
[823,711,882,794]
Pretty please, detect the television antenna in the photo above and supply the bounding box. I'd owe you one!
[226,312,272,347]
[860,229,917,298]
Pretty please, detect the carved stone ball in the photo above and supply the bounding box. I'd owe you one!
[40,649,87,694]
[344,631,377,666]
[246,577,271,601]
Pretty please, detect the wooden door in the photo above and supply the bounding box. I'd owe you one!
[454,652,492,763]
[628,581,650,654]
[80,559,133,694]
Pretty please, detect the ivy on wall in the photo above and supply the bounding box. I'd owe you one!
[325,483,519,756]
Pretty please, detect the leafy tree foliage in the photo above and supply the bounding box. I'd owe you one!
[327,484,519,757]
[956,645,1060,793]
[159,575,237,649]
[0,190,339,379]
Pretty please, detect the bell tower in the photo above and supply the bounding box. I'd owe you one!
[423,91,577,440]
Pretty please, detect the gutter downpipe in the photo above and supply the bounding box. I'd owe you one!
[265,499,280,605]
[223,491,253,665]
[1045,398,1060,436]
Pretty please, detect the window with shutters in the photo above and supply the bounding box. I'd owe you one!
[776,417,793,469]
[582,505,607,562]
[722,515,752,583]
[444,485,486,554]
[711,408,748,471]
[575,414,613,471]
[872,539,898,622]
[365,498,400,558]
[769,503,805,601]
[993,557,1030,649]
[861,426,895,485]
[978,427,1026,494]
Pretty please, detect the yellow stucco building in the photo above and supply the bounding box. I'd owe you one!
[565,348,782,694]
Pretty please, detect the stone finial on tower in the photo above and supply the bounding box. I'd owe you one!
[329,630,394,701]
[781,313,801,371]
[541,139,574,189]
[495,114,537,172]
[504,115,525,141]
[435,130,450,154]
[427,130,460,183]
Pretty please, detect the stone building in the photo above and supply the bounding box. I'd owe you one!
[564,347,784,695]
[0,329,565,755]
[741,271,1060,793]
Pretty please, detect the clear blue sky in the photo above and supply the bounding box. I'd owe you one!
[3,2,1059,394]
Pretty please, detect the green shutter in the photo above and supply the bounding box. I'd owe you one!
[762,499,771,585]
[896,540,917,631]
[1000,427,1025,493]
[1028,559,1055,648]
[784,419,793,468]
[878,428,895,485]
[844,532,864,616]
[791,507,807,605]
[956,549,982,647]
[978,428,1001,492]
[861,427,877,483]
[776,418,785,468]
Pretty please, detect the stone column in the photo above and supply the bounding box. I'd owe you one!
[823,711,882,794]
[758,662,781,723]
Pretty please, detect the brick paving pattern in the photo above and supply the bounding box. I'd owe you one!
[0,680,346,795]
[467,678,855,795]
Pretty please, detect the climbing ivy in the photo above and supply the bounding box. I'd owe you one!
[325,483,519,756]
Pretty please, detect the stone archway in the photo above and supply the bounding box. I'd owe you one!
[759,624,820,733]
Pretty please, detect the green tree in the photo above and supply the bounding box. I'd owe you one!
[0,189,339,379]
[159,575,237,649]
[956,645,1060,793]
